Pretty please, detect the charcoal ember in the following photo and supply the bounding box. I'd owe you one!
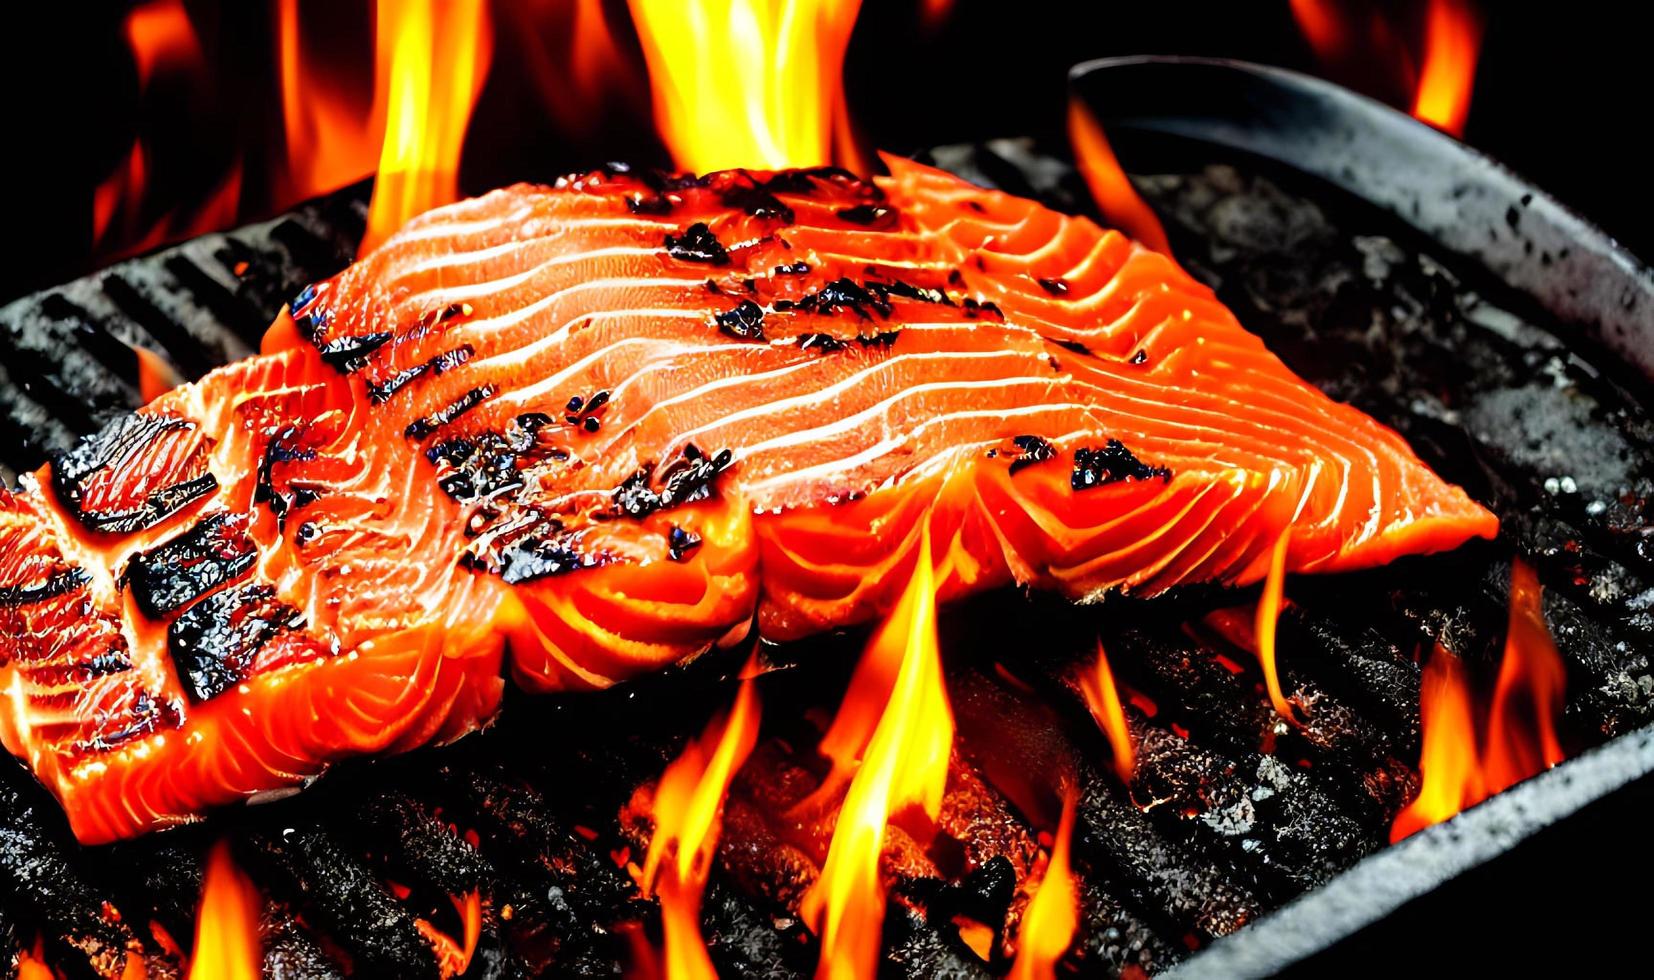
[1123,716,1373,897]
[877,901,993,980]
[1274,609,1421,742]
[261,908,346,980]
[102,837,205,946]
[0,766,178,979]
[1072,866,1176,977]
[239,825,440,980]
[441,765,642,975]
[700,880,813,979]
[350,790,497,898]
[947,661,1258,944]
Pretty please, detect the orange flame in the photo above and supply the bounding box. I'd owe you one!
[1483,560,1566,794]
[1411,0,1482,136]
[1078,641,1134,784]
[1007,789,1079,980]
[626,0,865,173]
[415,890,483,979]
[1392,561,1569,840]
[133,346,182,403]
[15,937,53,980]
[1253,530,1300,724]
[277,0,381,202]
[1390,644,1484,842]
[1287,0,1351,66]
[187,842,261,980]
[801,529,954,980]
[642,664,762,980]
[124,0,203,88]
[361,0,495,253]
[1066,97,1171,257]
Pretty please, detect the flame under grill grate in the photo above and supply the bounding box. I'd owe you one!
[1,143,1651,979]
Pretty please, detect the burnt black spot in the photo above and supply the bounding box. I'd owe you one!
[858,330,901,348]
[1008,435,1056,475]
[796,332,848,353]
[254,425,319,528]
[314,331,392,373]
[52,413,218,535]
[962,298,1004,321]
[367,344,475,403]
[1052,338,1092,356]
[964,200,987,214]
[126,512,258,619]
[716,300,767,341]
[668,525,702,561]
[1072,439,1172,491]
[405,385,497,440]
[1037,277,1070,296]
[762,167,862,195]
[474,516,612,585]
[0,567,89,606]
[869,279,951,306]
[797,278,891,320]
[774,261,811,275]
[665,223,731,265]
[1131,349,1149,365]
[612,445,734,520]
[836,204,895,227]
[168,584,300,702]
[721,177,796,223]
[704,279,726,295]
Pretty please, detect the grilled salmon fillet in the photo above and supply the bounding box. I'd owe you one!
[0,157,1497,842]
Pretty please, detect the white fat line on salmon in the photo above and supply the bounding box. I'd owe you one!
[385,215,675,281]
[398,245,668,306]
[445,277,710,342]
[744,411,1105,499]
[466,309,708,386]
[488,334,702,411]
[726,376,1076,468]
[658,349,1039,459]
[602,322,1014,441]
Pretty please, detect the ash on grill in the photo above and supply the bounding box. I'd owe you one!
[1,145,1651,978]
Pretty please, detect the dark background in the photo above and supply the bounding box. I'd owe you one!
[4,0,1651,304]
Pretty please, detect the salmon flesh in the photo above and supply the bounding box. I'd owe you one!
[0,158,1497,842]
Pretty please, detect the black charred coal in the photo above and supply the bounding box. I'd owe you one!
[352,791,496,900]
[125,511,257,618]
[240,825,440,980]
[261,910,348,980]
[0,766,171,979]
[168,583,300,701]
[664,223,731,266]
[50,413,217,534]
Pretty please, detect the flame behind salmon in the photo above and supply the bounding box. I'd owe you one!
[0,157,1496,842]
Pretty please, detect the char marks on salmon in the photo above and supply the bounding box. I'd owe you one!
[0,156,1496,842]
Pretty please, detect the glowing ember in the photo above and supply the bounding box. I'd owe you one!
[15,937,53,980]
[1253,531,1300,724]
[1412,0,1482,136]
[802,529,954,980]
[187,842,261,980]
[1391,644,1484,842]
[1078,641,1135,784]
[642,662,762,980]
[626,0,865,173]
[1483,560,1566,794]
[1065,97,1172,257]
[362,0,495,253]
[277,0,381,203]
[1008,789,1079,980]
